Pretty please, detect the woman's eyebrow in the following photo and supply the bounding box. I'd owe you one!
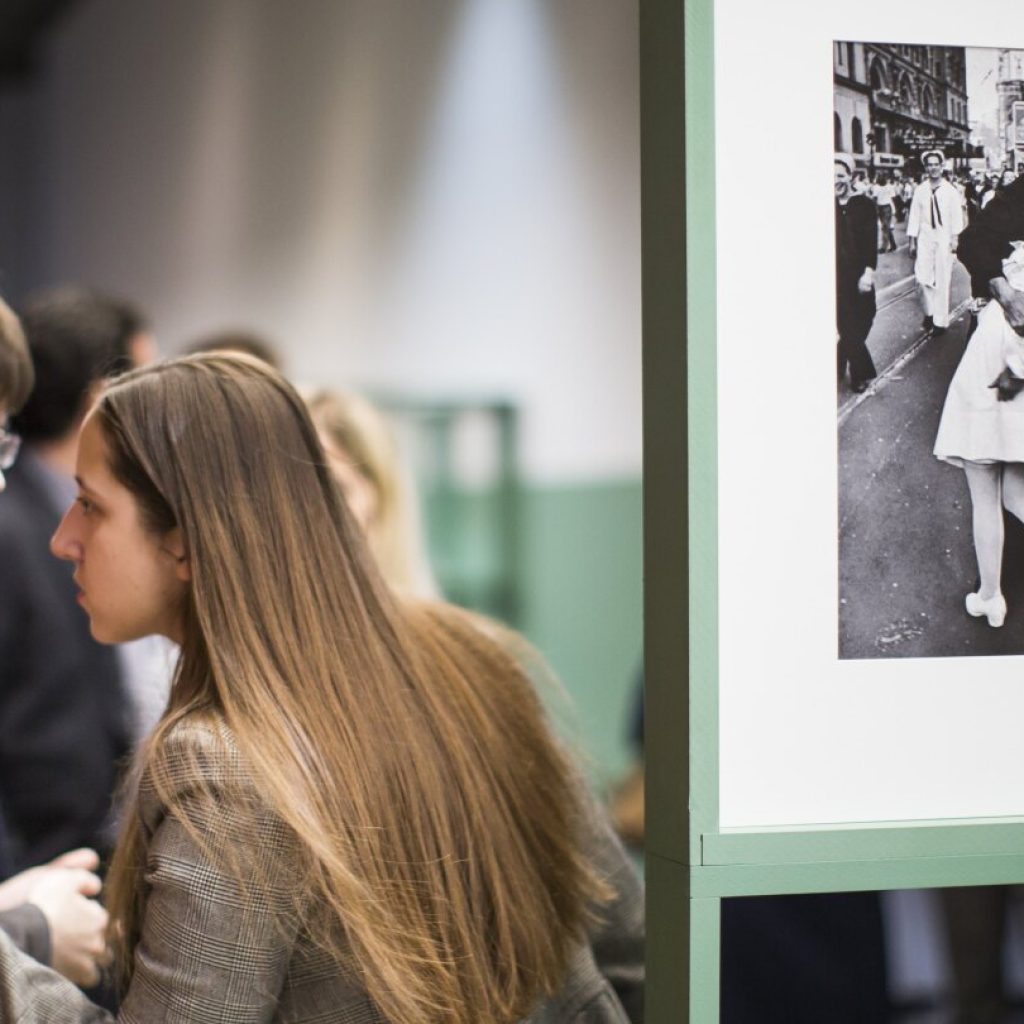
[74,475,101,496]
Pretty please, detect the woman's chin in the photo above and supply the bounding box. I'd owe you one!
[89,619,164,646]
[87,620,121,645]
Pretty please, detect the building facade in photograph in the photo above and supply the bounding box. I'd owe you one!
[996,49,1024,171]
[834,42,972,176]
[833,43,874,162]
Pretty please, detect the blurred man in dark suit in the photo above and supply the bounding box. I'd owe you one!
[0,293,110,986]
[0,288,153,869]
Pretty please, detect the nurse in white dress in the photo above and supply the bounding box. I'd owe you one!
[935,245,1024,627]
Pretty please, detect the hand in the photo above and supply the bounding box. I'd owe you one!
[27,868,109,987]
[857,268,874,294]
[991,278,1024,337]
[0,848,100,911]
[989,367,1024,402]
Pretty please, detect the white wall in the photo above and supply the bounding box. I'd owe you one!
[2,0,640,484]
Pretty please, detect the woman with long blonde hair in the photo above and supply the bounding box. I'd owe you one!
[0,353,640,1023]
[306,388,438,597]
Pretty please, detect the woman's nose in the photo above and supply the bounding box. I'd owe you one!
[50,510,78,562]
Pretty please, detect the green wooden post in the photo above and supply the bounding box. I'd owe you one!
[641,0,704,1018]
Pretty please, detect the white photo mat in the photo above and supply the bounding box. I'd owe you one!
[714,0,1024,828]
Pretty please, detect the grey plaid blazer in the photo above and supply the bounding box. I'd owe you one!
[0,720,642,1023]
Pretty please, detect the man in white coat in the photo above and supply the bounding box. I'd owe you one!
[907,150,964,334]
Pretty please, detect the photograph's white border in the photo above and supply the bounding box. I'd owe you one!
[715,1,1024,828]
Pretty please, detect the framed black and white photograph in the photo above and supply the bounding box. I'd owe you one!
[836,43,1024,661]
[697,5,1024,833]
[642,3,1024,1016]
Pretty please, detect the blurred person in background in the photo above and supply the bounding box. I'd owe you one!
[0,295,114,987]
[0,287,155,871]
[899,176,916,220]
[0,848,107,989]
[965,169,988,224]
[182,328,282,370]
[874,173,898,253]
[190,335,433,593]
[0,298,33,499]
[306,388,438,598]
[979,171,1001,211]
[609,666,644,851]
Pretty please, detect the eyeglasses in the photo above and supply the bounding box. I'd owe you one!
[0,425,21,471]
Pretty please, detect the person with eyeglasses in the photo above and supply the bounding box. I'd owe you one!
[1,293,130,864]
[0,299,32,494]
[0,295,110,987]
[0,290,166,887]
[0,424,21,493]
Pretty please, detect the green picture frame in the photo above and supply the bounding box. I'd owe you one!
[640,1,1024,1018]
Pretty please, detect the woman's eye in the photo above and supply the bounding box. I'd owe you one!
[76,496,93,515]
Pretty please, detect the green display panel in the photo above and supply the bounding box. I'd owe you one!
[641,1,1024,1019]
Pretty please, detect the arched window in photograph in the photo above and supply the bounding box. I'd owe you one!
[869,59,889,98]
[852,117,864,154]
[834,112,844,152]
[921,85,934,118]
[899,74,914,110]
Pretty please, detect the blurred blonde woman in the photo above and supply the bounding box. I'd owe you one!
[307,389,438,597]
[0,354,641,1023]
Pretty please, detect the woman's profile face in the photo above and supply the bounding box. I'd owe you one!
[50,414,190,645]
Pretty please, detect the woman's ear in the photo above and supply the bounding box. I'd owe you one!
[164,527,191,581]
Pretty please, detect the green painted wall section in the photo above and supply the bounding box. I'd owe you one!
[422,474,643,788]
[517,477,643,789]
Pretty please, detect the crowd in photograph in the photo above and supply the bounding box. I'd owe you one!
[836,150,1020,396]
[851,164,1018,240]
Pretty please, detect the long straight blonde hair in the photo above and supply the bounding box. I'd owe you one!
[99,355,606,1024]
